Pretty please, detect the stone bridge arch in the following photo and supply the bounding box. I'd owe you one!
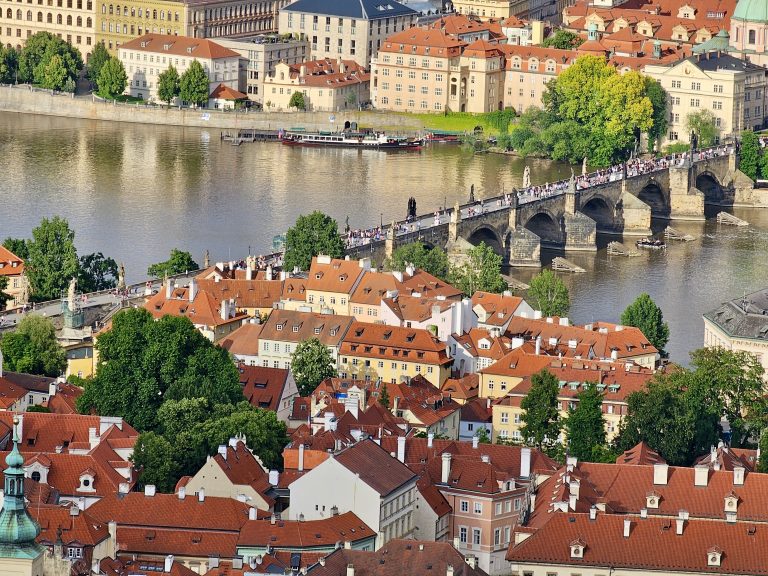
[637,178,670,219]
[466,224,505,256]
[695,170,729,205]
[580,195,617,232]
[524,210,563,247]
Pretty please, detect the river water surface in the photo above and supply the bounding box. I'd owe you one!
[2,112,767,363]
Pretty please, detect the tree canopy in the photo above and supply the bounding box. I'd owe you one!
[289,91,306,110]
[527,269,569,317]
[77,252,118,293]
[509,56,663,166]
[284,211,345,272]
[564,382,607,462]
[0,46,18,84]
[739,131,760,181]
[179,60,209,107]
[87,41,110,82]
[97,57,127,98]
[449,242,507,296]
[0,315,66,376]
[620,293,669,354]
[541,30,584,49]
[147,249,199,278]
[157,65,180,105]
[521,369,561,451]
[77,308,243,430]
[18,32,82,87]
[25,216,80,301]
[686,110,719,148]
[0,277,11,310]
[385,243,449,281]
[2,237,29,260]
[291,338,337,396]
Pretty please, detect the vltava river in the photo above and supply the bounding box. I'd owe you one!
[2,112,767,363]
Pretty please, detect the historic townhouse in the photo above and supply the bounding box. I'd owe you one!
[453,0,527,20]
[0,0,95,56]
[0,245,28,309]
[501,43,574,113]
[290,255,368,316]
[278,0,418,68]
[644,51,768,144]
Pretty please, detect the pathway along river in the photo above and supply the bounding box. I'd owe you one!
[2,112,767,363]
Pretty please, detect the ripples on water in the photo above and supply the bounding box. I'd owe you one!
[1,112,767,363]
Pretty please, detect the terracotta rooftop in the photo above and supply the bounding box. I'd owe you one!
[460,397,493,424]
[210,83,248,100]
[144,283,248,328]
[440,374,479,401]
[259,309,354,346]
[207,440,274,506]
[616,441,666,466]
[379,27,467,56]
[471,291,527,327]
[120,33,241,59]
[307,256,367,295]
[0,244,24,276]
[100,556,199,576]
[196,277,283,311]
[237,511,375,548]
[333,439,417,496]
[340,322,451,366]
[238,364,290,413]
[32,503,110,547]
[219,322,263,357]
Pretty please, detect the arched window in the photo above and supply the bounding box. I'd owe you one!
[66,0,71,7]
[749,29,756,44]
[115,5,120,15]
[6,8,12,18]
[26,9,32,19]
[76,15,81,25]
[46,12,52,22]
[31,471,40,482]
[152,9,156,18]
[86,16,91,26]
[130,7,134,16]
[122,23,126,33]
[66,14,71,24]
[101,3,105,13]
[37,11,42,20]
[56,13,61,23]
[108,4,112,15]
[160,9,164,19]
[16,9,22,19]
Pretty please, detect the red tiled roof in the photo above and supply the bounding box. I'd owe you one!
[219,322,263,357]
[0,245,24,276]
[440,374,479,401]
[196,277,283,311]
[210,83,247,100]
[460,397,492,423]
[237,511,375,548]
[379,28,467,56]
[307,257,366,294]
[33,504,110,547]
[340,322,451,366]
[115,525,240,558]
[238,365,290,413]
[144,284,248,328]
[616,441,666,466]
[208,440,274,506]
[0,376,29,408]
[416,476,451,517]
[119,33,241,60]
[333,439,417,496]
[100,556,199,576]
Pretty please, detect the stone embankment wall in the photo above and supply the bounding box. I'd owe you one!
[0,84,425,132]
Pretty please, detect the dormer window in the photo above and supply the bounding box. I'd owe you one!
[292,325,300,332]
[707,547,722,567]
[646,491,660,509]
[276,324,283,331]
[77,472,95,492]
[724,493,738,512]
[570,539,585,559]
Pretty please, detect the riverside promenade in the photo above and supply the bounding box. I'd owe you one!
[0,84,424,131]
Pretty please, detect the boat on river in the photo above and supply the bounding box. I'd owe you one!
[280,130,423,150]
[424,129,462,143]
[635,237,666,250]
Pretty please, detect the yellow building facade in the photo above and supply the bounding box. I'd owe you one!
[95,0,186,51]
[453,0,526,20]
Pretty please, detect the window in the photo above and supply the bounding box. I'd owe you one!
[494,528,501,546]
[671,80,681,89]
[501,412,508,424]
[474,502,482,514]
[748,29,756,44]
[690,98,700,107]
[459,527,468,543]
[472,528,481,545]
[495,502,502,515]
[460,500,468,512]
[714,84,723,93]
[691,82,700,91]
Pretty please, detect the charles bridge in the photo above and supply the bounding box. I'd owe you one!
[347,147,756,267]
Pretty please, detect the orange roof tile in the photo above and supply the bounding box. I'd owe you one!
[120,33,241,60]
[0,245,24,276]
[237,511,375,548]
[340,322,451,366]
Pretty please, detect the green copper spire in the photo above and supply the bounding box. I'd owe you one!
[0,416,44,559]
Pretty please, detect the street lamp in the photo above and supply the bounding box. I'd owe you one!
[380,213,383,228]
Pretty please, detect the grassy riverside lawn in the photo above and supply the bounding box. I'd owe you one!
[391,111,505,135]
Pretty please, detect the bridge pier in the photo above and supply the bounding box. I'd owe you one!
[619,190,653,236]
[507,226,541,267]
[563,212,597,252]
[669,164,705,221]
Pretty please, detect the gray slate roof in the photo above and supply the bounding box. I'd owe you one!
[281,0,419,19]
[685,51,766,73]
[703,289,768,340]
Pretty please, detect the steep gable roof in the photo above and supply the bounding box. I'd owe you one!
[333,439,416,496]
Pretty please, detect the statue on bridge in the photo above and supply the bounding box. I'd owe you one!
[582,157,587,176]
[203,250,210,268]
[345,215,350,234]
[117,262,126,291]
[67,277,77,311]
[469,184,475,204]
[522,166,531,189]
[451,201,461,224]
[407,197,417,220]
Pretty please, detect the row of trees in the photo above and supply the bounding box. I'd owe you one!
[3,216,119,301]
[738,131,768,181]
[518,345,766,467]
[0,32,83,90]
[505,55,667,166]
[0,315,67,376]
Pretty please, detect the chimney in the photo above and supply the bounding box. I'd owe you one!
[344,540,352,549]
[178,486,186,500]
[694,465,709,487]
[229,437,239,448]
[653,463,668,485]
[92,559,100,574]
[535,336,541,355]
[218,445,228,459]
[300,64,307,77]
[569,492,577,510]
[249,507,257,520]
[427,433,434,448]
[165,277,172,300]
[481,454,490,464]
[198,488,205,502]
[118,482,129,494]
[676,517,685,535]
[589,505,597,520]
[520,447,531,478]
[48,381,57,397]
[640,508,648,518]
[441,452,452,484]
[397,436,406,463]
[271,514,276,525]
[220,299,228,320]
[623,518,631,538]
[269,469,279,486]
[246,263,253,281]
[346,564,355,576]
[88,427,99,448]
[70,505,80,517]
[298,444,305,472]
[446,565,454,576]
[472,436,479,449]
[144,484,156,497]
[164,555,174,573]
[189,277,198,302]
[734,466,745,486]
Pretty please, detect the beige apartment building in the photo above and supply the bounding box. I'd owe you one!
[371,27,466,113]
[453,0,527,20]
[263,57,369,111]
[0,0,96,57]
[502,44,573,112]
[278,0,418,68]
[644,51,768,144]
[117,33,244,102]
[214,34,308,103]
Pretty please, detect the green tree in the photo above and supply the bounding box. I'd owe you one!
[2,238,29,260]
[685,109,719,148]
[620,293,669,354]
[475,425,491,444]
[645,78,668,151]
[77,309,243,431]
[346,91,357,108]
[0,277,12,310]
[289,91,306,110]
[96,57,127,98]
[40,54,68,91]
[0,45,18,84]
[541,30,584,49]
[378,383,390,408]
[18,32,82,85]
[87,41,110,83]
[179,59,209,107]
[157,65,180,105]
[564,383,606,461]
[527,269,569,317]
[146,249,199,278]
[284,211,345,272]
[131,432,179,492]
[77,252,118,293]
[760,147,768,179]
[739,131,760,181]
[291,338,337,396]
[520,369,561,451]
[759,430,768,473]
[385,243,449,281]
[0,315,66,376]
[689,347,765,448]
[449,242,507,296]
[26,405,51,413]
[25,216,79,301]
